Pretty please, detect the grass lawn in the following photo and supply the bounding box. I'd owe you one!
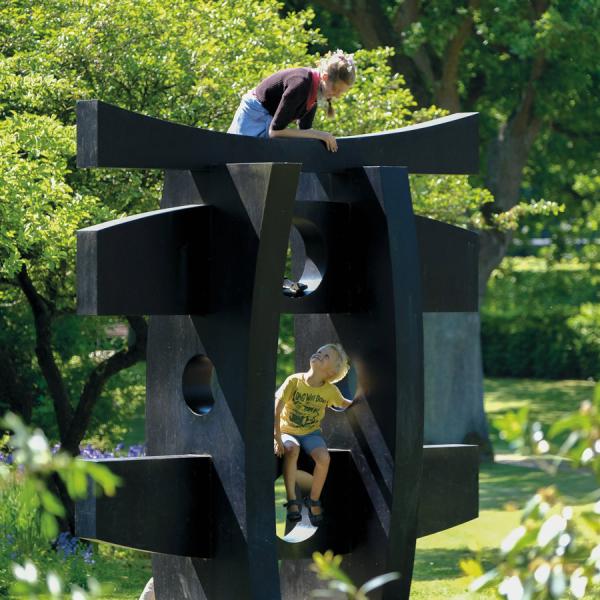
[411,461,597,599]
[484,377,596,454]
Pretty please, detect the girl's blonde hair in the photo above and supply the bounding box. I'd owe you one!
[318,49,356,118]
[320,343,350,384]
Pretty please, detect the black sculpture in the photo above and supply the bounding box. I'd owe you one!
[75,100,480,600]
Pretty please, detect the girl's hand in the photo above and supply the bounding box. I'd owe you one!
[318,131,338,152]
[274,437,285,457]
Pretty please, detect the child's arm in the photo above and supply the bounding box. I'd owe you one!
[273,396,286,457]
[268,126,338,152]
[336,384,364,411]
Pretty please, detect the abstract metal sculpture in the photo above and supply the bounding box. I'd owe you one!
[75,100,480,599]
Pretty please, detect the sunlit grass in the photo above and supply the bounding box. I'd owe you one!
[411,459,597,599]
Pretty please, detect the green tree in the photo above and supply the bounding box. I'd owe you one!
[284,0,598,454]
[287,0,599,287]
[1,0,498,455]
[0,0,323,452]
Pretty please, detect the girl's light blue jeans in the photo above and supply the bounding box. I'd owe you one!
[227,92,273,139]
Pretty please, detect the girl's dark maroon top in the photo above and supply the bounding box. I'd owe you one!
[254,67,318,131]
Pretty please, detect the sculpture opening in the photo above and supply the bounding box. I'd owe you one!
[182,354,216,415]
[282,222,325,298]
[274,472,319,543]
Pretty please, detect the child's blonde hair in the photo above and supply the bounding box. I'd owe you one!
[320,343,350,383]
[318,49,356,118]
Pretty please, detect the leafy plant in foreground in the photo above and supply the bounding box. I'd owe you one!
[0,411,119,598]
[463,385,600,598]
[310,550,400,599]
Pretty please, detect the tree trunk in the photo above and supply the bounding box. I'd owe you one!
[0,345,34,423]
[62,316,147,455]
[17,265,74,440]
[423,313,493,459]
[17,264,148,456]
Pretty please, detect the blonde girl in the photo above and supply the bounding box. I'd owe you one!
[228,50,356,152]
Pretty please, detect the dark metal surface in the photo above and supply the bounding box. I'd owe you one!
[148,164,301,600]
[73,101,482,600]
[75,456,215,556]
[418,445,479,537]
[77,205,211,315]
[76,100,478,174]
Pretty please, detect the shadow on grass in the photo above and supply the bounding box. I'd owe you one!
[485,377,595,451]
[485,378,593,420]
[480,462,597,510]
[414,547,497,582]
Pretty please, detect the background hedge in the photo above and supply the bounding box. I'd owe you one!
[481,258,600,379]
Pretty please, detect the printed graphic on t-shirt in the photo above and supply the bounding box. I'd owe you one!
[286,390,327,431]
[277,374,346,435]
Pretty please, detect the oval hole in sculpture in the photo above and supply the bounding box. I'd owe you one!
[182,354,215,416]
[274,471,319,543]
[282,221,326,298]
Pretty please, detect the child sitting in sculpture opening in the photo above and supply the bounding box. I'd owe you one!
[274,343,353,526]
[227,50,356,153]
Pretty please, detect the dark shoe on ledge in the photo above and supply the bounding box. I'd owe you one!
[283,499,302,522]
[305,497,323,526]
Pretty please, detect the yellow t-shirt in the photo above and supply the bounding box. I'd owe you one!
[276,373,347,435]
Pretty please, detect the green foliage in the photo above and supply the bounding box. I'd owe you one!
[278,314,295,386]
[0,411,120,598]
[482,258,600,379]
[0,0,324,443]
[310,550,400,599]
[464,385,600,599]
[1,412,119,536]
[0,0,499,445]
[0,114,114,294]
[285,1,600,262]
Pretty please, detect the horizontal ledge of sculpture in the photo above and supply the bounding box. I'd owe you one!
[76,202,478,317]
[74,446,478,558]
[76,100,478,174]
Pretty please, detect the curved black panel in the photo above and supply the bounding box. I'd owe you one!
[77,100,478,174]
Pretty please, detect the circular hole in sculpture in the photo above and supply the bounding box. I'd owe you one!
[282,221,326,298]
[182,354,216,416]
[274,471,319,543]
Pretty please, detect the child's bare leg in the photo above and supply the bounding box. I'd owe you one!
[283,442,300,510]
[309,448,330,515]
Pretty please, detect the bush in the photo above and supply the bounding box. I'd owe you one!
[482,259,600,380]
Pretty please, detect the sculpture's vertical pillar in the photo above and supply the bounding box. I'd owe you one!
[146,164,301,600]
[368,167,423,600]
[290,167,423,599]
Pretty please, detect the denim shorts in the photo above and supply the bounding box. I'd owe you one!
[227,92,273,138]
[281,429,327,455]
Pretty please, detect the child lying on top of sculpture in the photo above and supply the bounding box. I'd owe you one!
[274,343,357,525]
[228,50,356,153]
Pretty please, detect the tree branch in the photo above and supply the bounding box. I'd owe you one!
[392,0,420,32]
[311,0,431,102]
[62,316,148,455]
[436,0,480,111]
[17,264,73,439]
[390,0,437,93]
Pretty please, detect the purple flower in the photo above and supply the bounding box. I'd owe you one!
[0,452,14,464]
[53,531,94,563]
[128,444,146,457]
[75,442,147,461]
